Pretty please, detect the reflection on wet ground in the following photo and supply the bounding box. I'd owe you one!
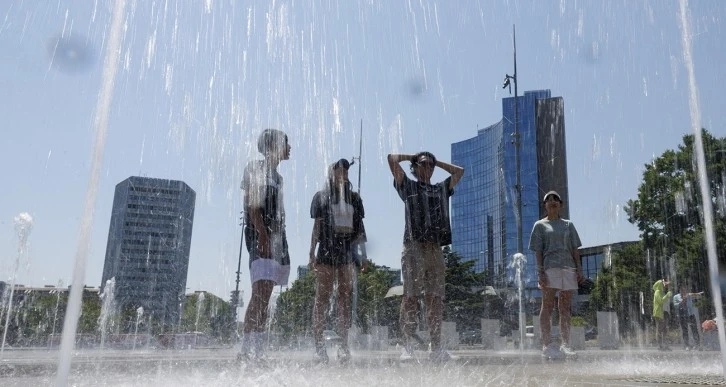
[0,347,722,386]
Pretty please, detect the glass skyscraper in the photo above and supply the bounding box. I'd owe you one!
[451,90,569,294]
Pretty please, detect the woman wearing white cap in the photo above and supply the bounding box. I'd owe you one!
[529,190,584,359]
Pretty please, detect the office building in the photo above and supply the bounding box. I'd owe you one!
[451,90,568,293]
[580,241,639,281]
[380,266,403,286]
[101,176,195,327]
[297,265,310,280]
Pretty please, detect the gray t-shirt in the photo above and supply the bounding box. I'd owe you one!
[528,218,582,270]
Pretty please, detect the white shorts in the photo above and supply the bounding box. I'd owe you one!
[250,257,290,286]
[545,268,578,291]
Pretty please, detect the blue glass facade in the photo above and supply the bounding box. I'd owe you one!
[451,121,505,279]
[451,90,568,294]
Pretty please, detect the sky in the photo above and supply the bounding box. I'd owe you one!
[0,1,724,308]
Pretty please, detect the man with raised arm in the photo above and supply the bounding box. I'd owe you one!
[387,151,464,363]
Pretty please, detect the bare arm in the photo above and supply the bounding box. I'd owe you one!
[387,153,415,186]
[572,248,584,283]
[309,218,322,268]
[435,160,464,190]
[247,205,269,257]
[536,251,546,288]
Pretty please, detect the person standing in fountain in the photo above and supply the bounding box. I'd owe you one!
[529,191,584,359]
[238,128,292,362]
[673,284,704,350]
[652,279,673,351]
[387,151,464,363]
[663,286,672,325]
[309,158,367,364]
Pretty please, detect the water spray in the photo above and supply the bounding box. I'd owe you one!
[0,213,34,360]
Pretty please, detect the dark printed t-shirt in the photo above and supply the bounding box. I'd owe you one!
[394,175,453,245]
[241,160,289,266]
[310,187,366,265]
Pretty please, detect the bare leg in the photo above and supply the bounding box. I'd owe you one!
[243,280,275,334]
[313,264,334,348]
[540,287,557,348]
[335,264,354,347]
[558,290,573,346]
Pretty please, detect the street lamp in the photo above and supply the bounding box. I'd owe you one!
[350,119,364,328]
[502,25,522,256]
[503,24,525,351]
[232,210,245,324]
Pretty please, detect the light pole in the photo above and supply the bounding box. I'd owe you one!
[502,25,521,255]
[232,210,245,334]
[350,119,364,329]
[503,24,525,351]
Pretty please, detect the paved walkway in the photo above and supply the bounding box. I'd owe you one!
[0,346,723,386]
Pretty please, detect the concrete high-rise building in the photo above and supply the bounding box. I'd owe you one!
[451,90,568,294]
[101,176,195,327]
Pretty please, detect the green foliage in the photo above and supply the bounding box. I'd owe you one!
[5,292,67,345]
[0,287,239,346]
[588,242,652,338]
[273,271,316,341]
[570,316,586,327]
[624,129,726,289]
[78,292,101,334]
[597,129,725,336]
[355,263,399,334]
[179,291,234,340]
[442,247,489,332]
[271,250,492,343]
[0,289,99,346]
[272,262,400,343]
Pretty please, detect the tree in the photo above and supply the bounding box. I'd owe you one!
[273,271,316,343]
[442,247,489,333]
[355,263,399,335]
[178,291,233,340]
[272,252,493,344]
[77,292,101,334]
[588,242,652,338]
[272,262,400,344]
[624,129,726,296]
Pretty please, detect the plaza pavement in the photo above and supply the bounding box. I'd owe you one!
[0,346,724,386]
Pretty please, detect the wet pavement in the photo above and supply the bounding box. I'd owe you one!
[0,346,723,386]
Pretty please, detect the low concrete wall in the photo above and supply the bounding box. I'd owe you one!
[481,319,503,349]
[442,321,459,350]
[597,311,620,349]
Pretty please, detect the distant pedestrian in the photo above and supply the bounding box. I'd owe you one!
[529,190,584,359]
[673,285,704,350]
[387,151,464,363]
[702,318,717,332]
[663,288,672,322]
[238,129,292,363]
[309,158,367,364]
[652,279,673,351]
